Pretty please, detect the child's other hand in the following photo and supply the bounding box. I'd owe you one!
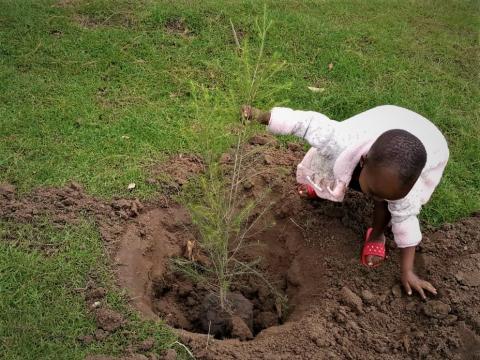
[401,270,437,300]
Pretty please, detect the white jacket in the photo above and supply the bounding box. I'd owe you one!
[268,105,449,248]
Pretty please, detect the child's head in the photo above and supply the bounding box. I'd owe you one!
[359,129,427,201]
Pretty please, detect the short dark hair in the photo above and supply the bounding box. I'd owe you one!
[368,129,427,187]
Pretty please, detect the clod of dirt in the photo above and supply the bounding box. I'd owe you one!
[242,179,253,190]
[249,134,276,146]
[457,322,480,359]
[391,284,402,298]
[138,337,155,352]
[94,329,108,341]
[78,334,94,345]
[163,349,177,360]
[455,270,480,287]
[423,300,451,319]
[200,293,253,339]
[86,287,107,301]
[286,259,301,287]
[152,154,204,187]
[340,286,363,312]
[360,289,375,304]
[416,253,435,270]
[111,198,143,218]
[262,154,274,165]
[0,183,15,200]
[230,315,254,341]
[287,142,302,152]
[254,311,279,331]
[94,308,125,332]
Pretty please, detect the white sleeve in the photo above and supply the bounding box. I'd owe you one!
[268,107,340,154]
[388,195,423,248]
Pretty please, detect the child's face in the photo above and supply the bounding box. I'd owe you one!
[359,159,412,201]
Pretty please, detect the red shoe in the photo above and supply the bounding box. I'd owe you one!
[360,228,387,268]
[298,184,318,199]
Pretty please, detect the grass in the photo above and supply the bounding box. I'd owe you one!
[0,219,183,359]
[0,0,478,359]
[0,0,477,223]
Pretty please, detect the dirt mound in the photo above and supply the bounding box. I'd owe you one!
[0,182,142,254]
[109,138,479,358]
[114,204,191,319]
[113,138,479,359]
[147,154,205,199]
[200,293,254,340]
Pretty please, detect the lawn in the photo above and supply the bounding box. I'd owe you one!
[0,0,478,359]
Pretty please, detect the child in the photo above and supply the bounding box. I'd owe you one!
[242,104,449,300]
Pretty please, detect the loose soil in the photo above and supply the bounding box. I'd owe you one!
[1,136,479,359]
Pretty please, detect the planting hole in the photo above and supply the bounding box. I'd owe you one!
[115,138,367,340]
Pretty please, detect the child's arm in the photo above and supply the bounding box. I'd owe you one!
[401,247,437,299]
[388,197,437,299]
[242,105,339,151]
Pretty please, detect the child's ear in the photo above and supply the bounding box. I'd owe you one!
[360,155,366,167]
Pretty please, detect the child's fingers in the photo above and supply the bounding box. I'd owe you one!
[241,105,251,119]
[403,282,412,296]
[421,281,437,295]
[367,255,383,267]
[366,255,374,267]
[415,285,426,300]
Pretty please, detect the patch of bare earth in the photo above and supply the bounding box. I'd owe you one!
[113,135,480,359]
[1,136,479,359]
[147,153,205,198]
[0,181,141,255]
[164,17,193,38]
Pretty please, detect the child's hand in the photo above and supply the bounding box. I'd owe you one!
[241,105,270,125]
[241,105,254,120]
[401,270,437,300]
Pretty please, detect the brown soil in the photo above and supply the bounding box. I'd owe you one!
[0,181,140,255]
[113,136,480,359]
[152,153,205,188]
[1,136,479,359]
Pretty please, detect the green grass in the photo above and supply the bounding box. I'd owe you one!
[0,0,479,359]
[0,0,477,222]
[0,219,183,360]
